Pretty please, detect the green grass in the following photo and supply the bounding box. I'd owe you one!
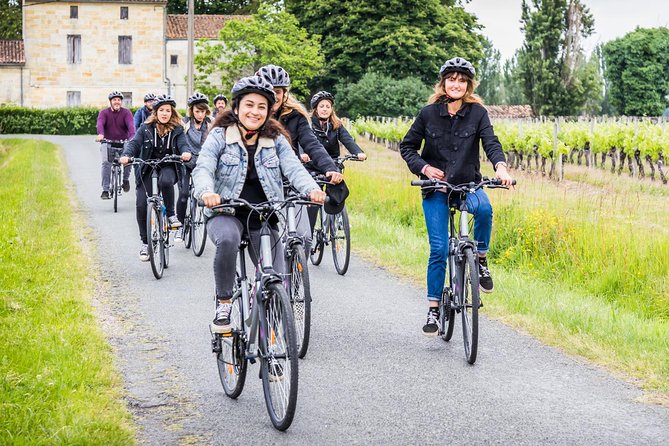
[0,139,135,445]
[344,139,669,400]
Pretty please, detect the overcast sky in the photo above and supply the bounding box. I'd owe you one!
[463,0,669,61]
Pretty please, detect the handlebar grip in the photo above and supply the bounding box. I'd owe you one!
[411,179,433,187]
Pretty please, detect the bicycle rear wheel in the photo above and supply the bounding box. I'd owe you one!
[330,208,351,275]
[461,247,480,364]
[147,205,164,279]
[191,202,207,257]
[288,243,311,359]
[260,282,298,431]
[440,287,456,342]
[216,293,247,398]
[309,209,325,266]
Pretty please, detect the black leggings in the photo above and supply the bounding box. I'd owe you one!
[135,167,178,244]
[176,166,191,225]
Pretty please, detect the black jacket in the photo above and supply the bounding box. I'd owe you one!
[311,116,364,158]
[277,108,338,174]
[400,102,505,186]
[122,123,192,182]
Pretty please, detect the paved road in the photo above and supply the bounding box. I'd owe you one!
[19,135,669,444]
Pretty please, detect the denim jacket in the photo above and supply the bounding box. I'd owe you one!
[192,125,320,217]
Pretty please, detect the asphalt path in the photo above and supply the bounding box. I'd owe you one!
[14,135,669,445]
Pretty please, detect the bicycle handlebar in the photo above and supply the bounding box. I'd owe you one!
[197,194,327,212]
[411,177,517,192]
[100,138,128,144]
[126,154,184,166]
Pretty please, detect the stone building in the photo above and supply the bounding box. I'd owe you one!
[3,0,240,108]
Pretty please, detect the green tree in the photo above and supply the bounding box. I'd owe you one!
[477,38,503,105]
[193,3,324,99]
[286,0,485,92]
[498,55,526,105]
[0,0,21,39]
[580,48,604,115]
[167,0,260,14]
[517,0,594,115]
[335,71,432,118]
[602,27,669,116]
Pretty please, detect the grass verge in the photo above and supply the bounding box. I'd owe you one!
[344,138,669,401]
[0,139,135,444]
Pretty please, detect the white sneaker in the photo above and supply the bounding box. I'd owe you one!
[139,244,149,262]
[174,227,184,241]
[168,215,182,229]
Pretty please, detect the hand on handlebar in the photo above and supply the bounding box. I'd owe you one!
[495,165,514,187]
[300,153,311,163]
[309,189,327,204]
[326,171,343,184]
[201,192,222,208]
[357,153,367,161]
[118,156,130,165]
[181,152,192,162]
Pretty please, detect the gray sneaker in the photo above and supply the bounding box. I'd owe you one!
[139,244,149,262]
[168,215,182,229]
[212,302,232,334]
[174,227,184,241]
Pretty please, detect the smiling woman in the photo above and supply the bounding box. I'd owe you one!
[0,139,135,444]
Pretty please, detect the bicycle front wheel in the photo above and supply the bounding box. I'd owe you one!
[440,287,456,342]
[147,205,164,279]
[191,202,207,257]
[288,243,311,359]
[112,167,119,213]
[260,282,299,431]
[216,293,247,398]
[309,209,325,266]
[460,247,480,364]
[330,208,351,275]
[183,194,193,249]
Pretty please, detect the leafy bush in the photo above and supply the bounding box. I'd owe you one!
[336,71,432,119]
[0,106,100,134]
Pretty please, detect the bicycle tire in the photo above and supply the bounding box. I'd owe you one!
[330,207,351,275]
[163,219,170,269]
[216,292,247,398]
[191,203,207,257]
[461,247,480,364]
[183,193,193,249]
[309,209,325,266]
[288,243,311,359]
[440,287,456,342]
[147,205,164,279]
[112,167,119,213]
[260,281,299,431]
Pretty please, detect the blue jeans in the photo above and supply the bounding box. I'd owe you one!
[422,189,492,301]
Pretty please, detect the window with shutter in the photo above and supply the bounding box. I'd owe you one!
[70,6,78,19]
[120,7,128,20]
[118,36,132,64]
[66,91,81,107]
[121,92,132,108]
[67,35,81,64]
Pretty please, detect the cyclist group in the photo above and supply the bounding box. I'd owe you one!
[95,56,514,343]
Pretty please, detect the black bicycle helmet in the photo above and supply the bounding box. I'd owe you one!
[310,91,335,109]
[143,93,157,102]
[256,64,291,88]
[108,90,123,100]
[213,94,228,104]
[439,57,476,79]
[187,92,209,107]
[231,76,276,107]
[153,94,177,109]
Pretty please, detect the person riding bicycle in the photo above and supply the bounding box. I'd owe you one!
[118,94,193,261]
[212,94,228,118]
[134,93,156,130]
[96,90,135,199]
[191,75,325,334]
[174,92,214,241]
[310,90,367,161]
[256,64,342,250]
[399,57,514,336]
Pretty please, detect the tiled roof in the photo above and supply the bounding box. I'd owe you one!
[25,0,167,3]
[0,40,25,65]
[166,14,249,39]
[486,105,534,119]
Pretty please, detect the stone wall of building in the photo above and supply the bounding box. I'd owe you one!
[0,67,25,106]
[23,2,166,108]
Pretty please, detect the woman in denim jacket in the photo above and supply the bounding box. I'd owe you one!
[192,75,325,334]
